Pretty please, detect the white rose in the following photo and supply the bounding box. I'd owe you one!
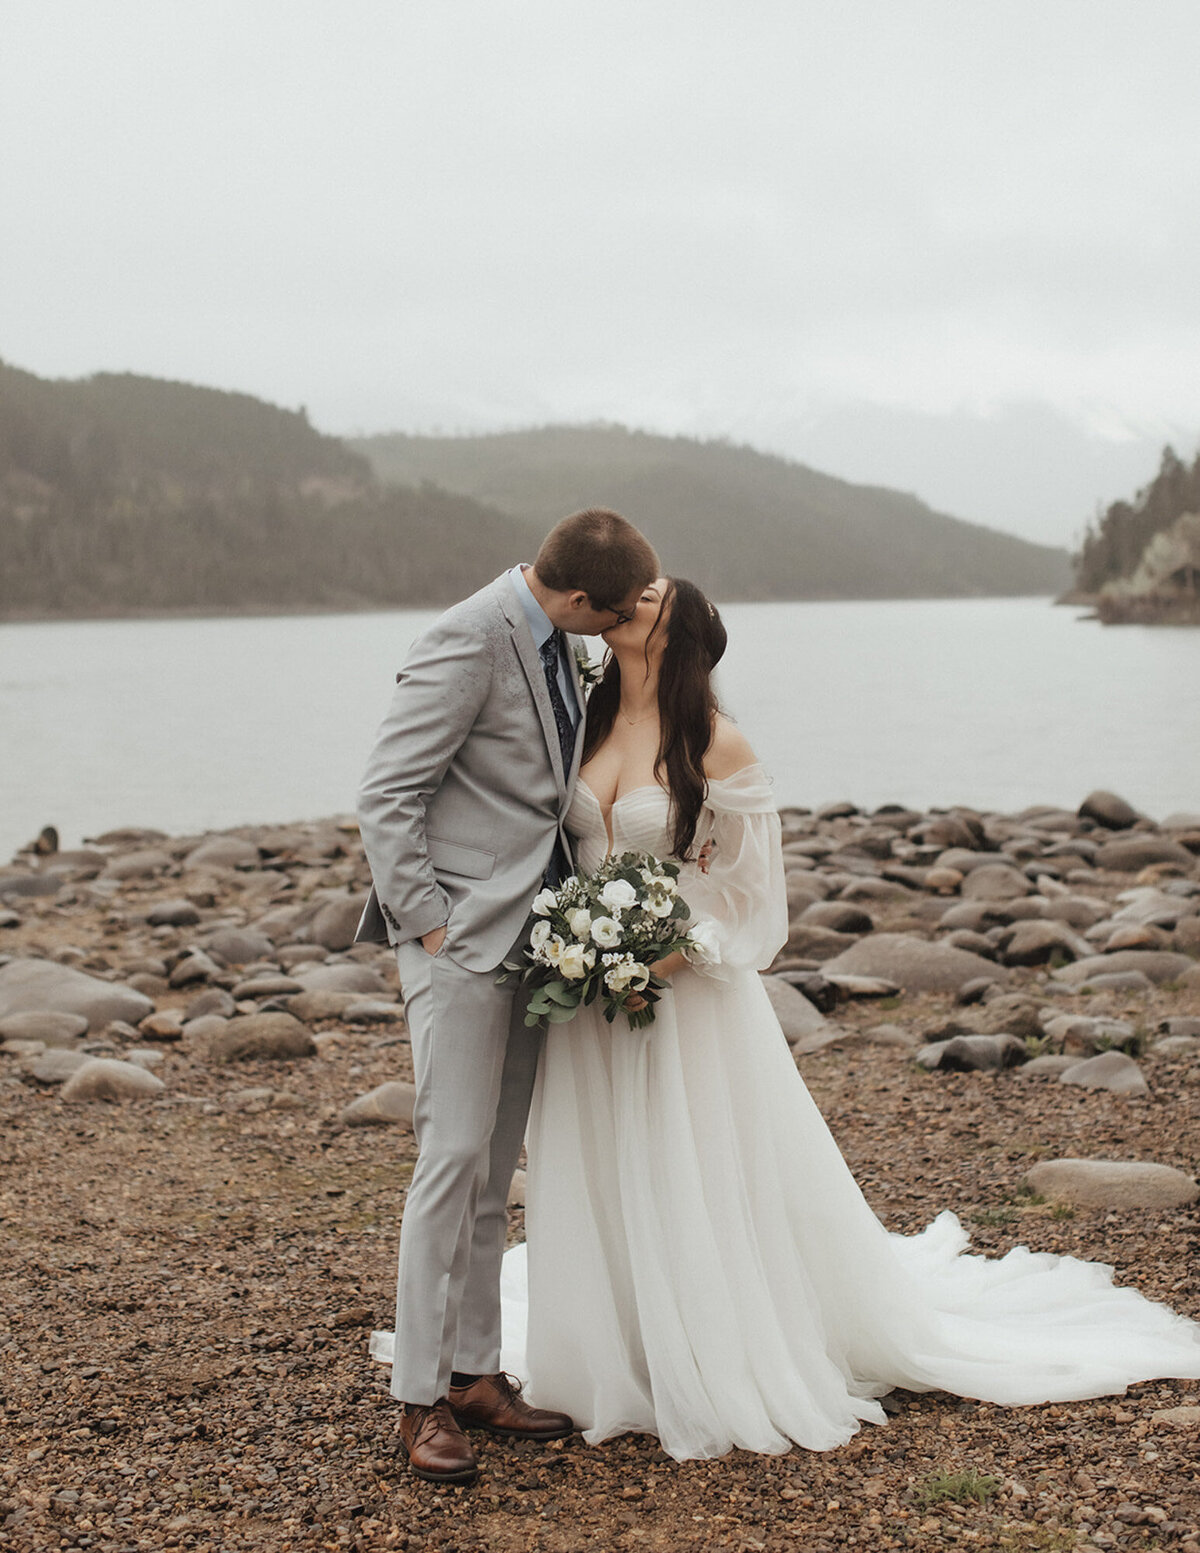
[558,943,589,980]
[590,916,622,948]
[684,919,721,965]
[531,888,557,917]
[641,894,673,919]
[530,920,552,952]
[566,907,593,940]
[599,878,637,911]
[604,961,635,992]
[542,934,566,965]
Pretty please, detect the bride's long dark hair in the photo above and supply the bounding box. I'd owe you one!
[582,577,728,860]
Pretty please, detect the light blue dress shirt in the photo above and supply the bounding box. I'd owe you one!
[508,564,579,728]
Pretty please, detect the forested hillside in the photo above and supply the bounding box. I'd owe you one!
[355,424,1072,601]
[1074,444,1200,595]
[0,361,538,617]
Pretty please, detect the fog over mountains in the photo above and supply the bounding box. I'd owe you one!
[1,359,1071,618]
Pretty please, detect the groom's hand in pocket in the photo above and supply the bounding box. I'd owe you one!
[421,924,447,956]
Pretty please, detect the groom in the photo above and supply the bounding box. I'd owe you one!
[356,508,659,1483]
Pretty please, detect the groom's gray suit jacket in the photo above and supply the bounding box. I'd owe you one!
[355,572,587,973]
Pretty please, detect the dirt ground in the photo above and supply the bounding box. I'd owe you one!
[3,966,1199,1553]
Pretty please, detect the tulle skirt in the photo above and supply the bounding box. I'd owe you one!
[499,967,1200,1461]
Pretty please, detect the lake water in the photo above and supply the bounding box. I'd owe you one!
[1,597,1197,864]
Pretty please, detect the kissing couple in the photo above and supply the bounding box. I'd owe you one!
[356,508,1200,1484]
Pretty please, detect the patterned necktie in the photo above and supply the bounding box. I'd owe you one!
[539,630,576,780]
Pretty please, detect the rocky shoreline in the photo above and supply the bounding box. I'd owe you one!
[2,791,1199,1553]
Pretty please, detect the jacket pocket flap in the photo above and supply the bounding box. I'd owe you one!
[427,836,496,880]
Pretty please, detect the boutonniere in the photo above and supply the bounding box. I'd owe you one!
[573,644,603,695]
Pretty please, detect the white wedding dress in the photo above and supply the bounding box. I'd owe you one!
[496,762,1200,1461]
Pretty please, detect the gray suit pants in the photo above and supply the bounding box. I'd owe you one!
[390,939,543,1403]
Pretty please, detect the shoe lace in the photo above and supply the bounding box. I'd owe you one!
[412,1399,457,1449]
[492,1371,525,1403]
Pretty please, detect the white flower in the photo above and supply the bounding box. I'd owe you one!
[647,873,677,896]
[590,916,622,948]
[531,888,557,917]
[566,907,593,940]
[542,934,566,966]
[684,919,721,965]
[530,920,552,952]
[641,894,673,919]
[557,943,590,980]
[599,878,637,911]
[604,956,650,993]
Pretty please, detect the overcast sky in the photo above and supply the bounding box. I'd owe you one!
[3,1,1199,545]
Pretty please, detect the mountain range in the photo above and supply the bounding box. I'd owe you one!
[0,359,1070,618]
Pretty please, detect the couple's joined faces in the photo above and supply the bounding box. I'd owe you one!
[563,582,646,637]
[601,578,670,651]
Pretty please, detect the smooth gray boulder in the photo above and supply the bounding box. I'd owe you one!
[784,924,858,961]
[60,1058,166,1101]
[1094,837,1194,872]
[960,864,1032,901]
[231,975,303,999]
[1060,1052,1148,1095]
[206,1012,317,1063]
[184,836,262,871]
[168,950,222,988]
[797,901,874,934]
[0,959,153,1032]
[23,1048,92,1085]
[761,975,835,1052]
[103,848,173,881]
[0,1010,88,1046]
[1015,1054,1078,1078]
[999,920,1091,966]
[1109,888,1193,929]
[1022,1158,1198,1209]
[343,999,405,1024]
[145,899,201,927]
[286,989,356,1022]
[294,964,388,996]
[916,1033,1027,1072]
[1078,791,1142,829]
[310,893,370,952]
[340,1080,417,1127]
[822,934,1009,994]
[204,927,275,965]
[1055,951,1193,986]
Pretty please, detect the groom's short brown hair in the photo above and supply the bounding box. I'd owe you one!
[534,509,659,608]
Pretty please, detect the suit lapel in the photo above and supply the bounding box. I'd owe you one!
[499,575,570,798]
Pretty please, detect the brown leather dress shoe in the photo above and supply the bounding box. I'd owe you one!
[399,1399,479,1484]
[448,1372,574,1441]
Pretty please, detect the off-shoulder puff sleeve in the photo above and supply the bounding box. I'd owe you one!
[682,762,789,981]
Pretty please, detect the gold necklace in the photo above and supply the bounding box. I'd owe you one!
[618,707,656,726]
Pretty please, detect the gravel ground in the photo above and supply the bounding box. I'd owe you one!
[2,812,1199,1553]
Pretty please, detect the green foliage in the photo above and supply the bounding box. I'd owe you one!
[1075,443,1200,594]
[0,358,541,617]
[1049,1203,1075,1221]
[914,1468,1003,1508]
[353,424,1072,602]
[970,1206,1017,1228]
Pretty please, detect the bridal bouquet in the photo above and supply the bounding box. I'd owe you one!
[504,850,720,1030]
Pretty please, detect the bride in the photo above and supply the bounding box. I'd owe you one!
[498,575,1200,1462]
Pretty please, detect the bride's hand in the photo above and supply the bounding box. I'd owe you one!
[625,952,687,1014]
